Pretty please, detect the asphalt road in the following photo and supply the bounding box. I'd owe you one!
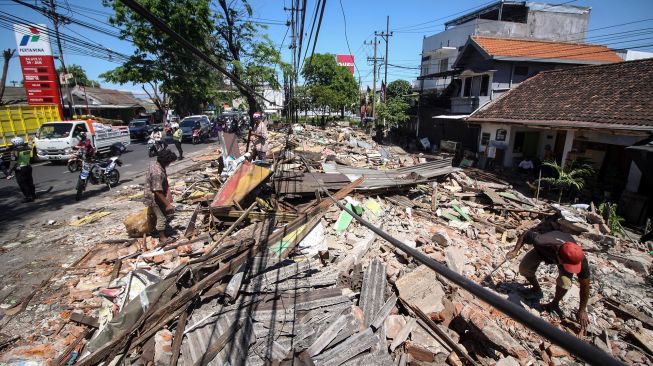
[0,135,215,225]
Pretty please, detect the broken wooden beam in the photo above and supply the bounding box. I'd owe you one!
[70,312,99,328]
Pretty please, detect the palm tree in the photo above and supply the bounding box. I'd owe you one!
[539,159,594,203]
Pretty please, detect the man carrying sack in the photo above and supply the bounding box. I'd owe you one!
[143,148,177,244]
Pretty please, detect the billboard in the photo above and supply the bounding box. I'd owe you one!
[13,24,62,114]
[336,54,355,74]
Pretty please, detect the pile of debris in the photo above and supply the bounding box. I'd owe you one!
[0,125,651,366]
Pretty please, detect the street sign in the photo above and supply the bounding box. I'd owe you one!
[59,73,72,84]
[13,24,63,118]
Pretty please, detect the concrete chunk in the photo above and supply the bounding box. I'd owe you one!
[395,265,444,314]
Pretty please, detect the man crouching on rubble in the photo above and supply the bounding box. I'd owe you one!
[144,148,177,244]
[507,230,590,332]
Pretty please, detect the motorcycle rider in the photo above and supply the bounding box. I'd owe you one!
[172,123,183,160]
[144,148,177,244]
[76,132,96,160]
[8,137,36,202]
[150,127,167,150]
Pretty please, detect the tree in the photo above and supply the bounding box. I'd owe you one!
[0,48,16,106]
[538,159,594,202]
[386,79,412,102]
[375,98,410,127]
[101,0,221,116]
[301,53,358,120]
[57,64,100,88]
[101,0,287,119]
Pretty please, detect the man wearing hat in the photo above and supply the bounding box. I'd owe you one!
[507,230,590,331]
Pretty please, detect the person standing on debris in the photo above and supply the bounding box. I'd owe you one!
[144,148,177,244]
[507,230,590,332]
[251,112,268,161]
[172,123,183,160]
[8,137,36,202]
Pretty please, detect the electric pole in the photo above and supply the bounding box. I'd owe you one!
[365,37,382,120]
[48,0,74,118]
[375,16,393,102]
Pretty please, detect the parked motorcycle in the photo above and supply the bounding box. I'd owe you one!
[75,151,122,201]
[67,147,83,172]
[148,138,166,157]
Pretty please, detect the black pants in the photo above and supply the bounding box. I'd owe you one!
[174,141,183,158]
[15,166,35,200]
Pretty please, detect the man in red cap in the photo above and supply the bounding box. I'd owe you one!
[507,230,590,332]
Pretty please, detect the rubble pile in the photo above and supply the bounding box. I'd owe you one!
[0,126,651,365]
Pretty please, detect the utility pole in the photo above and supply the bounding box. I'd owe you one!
[284,3,297,126]
[48,0,74,119]
[365,37,382,121]
[375,16,393,102]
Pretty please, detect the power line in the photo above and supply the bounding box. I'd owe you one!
[305,0,326,70]
[393,0,496,31]
[338,0,360,82]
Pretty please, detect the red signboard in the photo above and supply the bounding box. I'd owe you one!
[336,54,355,74]
[14,24,63,118]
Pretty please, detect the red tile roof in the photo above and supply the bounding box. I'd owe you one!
[468,58,653,130]
[471,36,624,64]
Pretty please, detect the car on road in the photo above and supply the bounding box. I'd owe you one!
[128,119,151,140]
[179,115,211,141]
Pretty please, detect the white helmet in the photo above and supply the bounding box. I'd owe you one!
[171,123,179,129]
[11,137,25,146]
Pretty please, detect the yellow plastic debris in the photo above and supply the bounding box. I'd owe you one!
[70,211,111,226]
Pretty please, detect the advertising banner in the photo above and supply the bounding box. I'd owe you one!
[336,54,355,74]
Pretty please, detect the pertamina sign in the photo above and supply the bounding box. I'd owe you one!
[13,24,62,116]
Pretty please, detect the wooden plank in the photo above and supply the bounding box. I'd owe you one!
[210,208,297,222]
[170,310,189,366]
[70,312,99,328]
[452,204,472,222]
[629,328,653,355]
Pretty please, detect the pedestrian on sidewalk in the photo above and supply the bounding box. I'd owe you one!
[8,137,36,202]
[251,112,268,161]
[143,148,177,244]
[172,123,183,160]
[507,229,590,333]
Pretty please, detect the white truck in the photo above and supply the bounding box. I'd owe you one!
[34,120,130,161]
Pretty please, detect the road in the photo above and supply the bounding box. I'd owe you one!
[0,136,215,227]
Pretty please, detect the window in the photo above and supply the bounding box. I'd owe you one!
[481,132,490,146]
[463,78,472,97]
[421,55,431,62]
[439,58,449,72]
[514,66,529,76]
[480,74,490,96]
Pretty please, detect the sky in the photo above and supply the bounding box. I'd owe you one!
[1,0,652,94]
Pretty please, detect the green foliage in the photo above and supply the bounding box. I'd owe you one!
[57,64,100,87]
[599,203,626,237]
[386,79,412,102]
[375,98,410,127]
[101,0,287,117]
[301,53,358,115]
[538,159,594,202]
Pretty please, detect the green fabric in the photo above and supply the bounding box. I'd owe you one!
[172,128,182,141]
[16,149,30,167]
